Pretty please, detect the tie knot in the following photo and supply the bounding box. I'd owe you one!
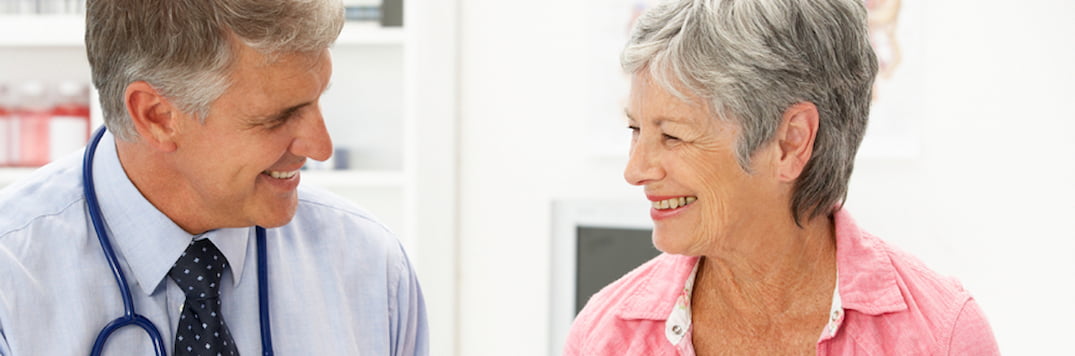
[169,239,228,300]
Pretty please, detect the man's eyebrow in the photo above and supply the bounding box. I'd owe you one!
[263,82,331,122]
[266,102,310,122]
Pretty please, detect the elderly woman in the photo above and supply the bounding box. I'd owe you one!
[563,0,999,355]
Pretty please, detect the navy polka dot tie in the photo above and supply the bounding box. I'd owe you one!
[169,239,239,356]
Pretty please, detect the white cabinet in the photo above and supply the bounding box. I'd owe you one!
[0,7,458,354]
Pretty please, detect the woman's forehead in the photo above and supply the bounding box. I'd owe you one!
[629,78,712,124]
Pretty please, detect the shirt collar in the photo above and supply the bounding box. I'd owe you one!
[832,208,907,315]
[615,254,700,321]
[610,208,907,333]
[92,131,252,295]
[208,228,252,288]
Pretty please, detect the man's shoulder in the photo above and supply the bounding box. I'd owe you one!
[289,184,402,254]
[286,184,414,285]
[0,153,85,238]
[294,184,391,230]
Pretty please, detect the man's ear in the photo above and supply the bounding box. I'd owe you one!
[125,81,180,152]
[775,102,820,182]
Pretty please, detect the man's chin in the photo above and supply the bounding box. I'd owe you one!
[252,199,299,228]
[256,216,294,229]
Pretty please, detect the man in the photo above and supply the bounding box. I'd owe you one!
[0,1,428,355]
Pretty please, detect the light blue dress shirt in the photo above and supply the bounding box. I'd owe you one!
[0,132,428,355]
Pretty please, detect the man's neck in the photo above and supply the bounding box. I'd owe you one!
[115,139,210,235]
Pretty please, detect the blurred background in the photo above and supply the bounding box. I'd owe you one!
[1,0,1072,354]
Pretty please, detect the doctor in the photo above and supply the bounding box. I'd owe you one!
[0,0,427,355]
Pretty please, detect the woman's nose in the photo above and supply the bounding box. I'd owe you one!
[623,137,664,186]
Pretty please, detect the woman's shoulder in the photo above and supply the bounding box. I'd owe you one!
[584,253,696,316]
[834,209,970,305]
[876,236,968,298]
[833,212,998,354]
[564,253,697,355]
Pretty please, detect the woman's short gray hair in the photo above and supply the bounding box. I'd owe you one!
[86,0,344,141]
[623,0,878,223]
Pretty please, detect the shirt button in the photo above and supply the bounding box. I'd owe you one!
[831,309,842,322]
[672,325,683,335]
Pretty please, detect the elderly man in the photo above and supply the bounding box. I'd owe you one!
[0,1,427,355]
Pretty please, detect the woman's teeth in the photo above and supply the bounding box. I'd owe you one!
[653,196,696,210]
[264,170,299,179]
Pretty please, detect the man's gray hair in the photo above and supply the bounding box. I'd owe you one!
[622,0,878,223]
[86,0,344,141]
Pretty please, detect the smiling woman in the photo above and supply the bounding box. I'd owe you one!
[562,0,1000,355]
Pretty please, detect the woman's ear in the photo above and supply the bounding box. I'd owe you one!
[124,81,180,152]
[775,102,820,182]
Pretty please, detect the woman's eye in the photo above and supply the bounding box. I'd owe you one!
[663,133,681,141]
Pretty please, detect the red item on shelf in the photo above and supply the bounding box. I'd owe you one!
[48,81,91,162]
[13,81,51,167]
[15,110,50,167]
[0,102,9,167]
[0,81,92,168]
[0,84,11,167]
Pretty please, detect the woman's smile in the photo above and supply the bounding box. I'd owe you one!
[648,195,698,220]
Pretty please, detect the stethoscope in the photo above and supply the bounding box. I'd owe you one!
[83,126,275,356]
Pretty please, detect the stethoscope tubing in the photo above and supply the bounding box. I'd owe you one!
[83,126,273,356]
[84,126,168,356]
[257,224,274,355]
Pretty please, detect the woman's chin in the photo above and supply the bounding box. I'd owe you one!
[652,233,695,255]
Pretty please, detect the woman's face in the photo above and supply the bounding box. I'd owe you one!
[624,74,782,256]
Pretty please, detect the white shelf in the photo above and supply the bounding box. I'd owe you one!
[0,15,85,47]
[0,15,403,47]
[337,24,405,46]
[300,169,405,188]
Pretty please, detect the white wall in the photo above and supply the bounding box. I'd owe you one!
[846,0,1075,353]
[457,0,1075,355]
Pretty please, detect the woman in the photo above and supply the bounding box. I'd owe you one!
[563,0,999,354]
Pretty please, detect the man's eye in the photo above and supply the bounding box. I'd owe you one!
[627,125,640,133]
[663,133,681,141]
[265,110,300,129]
[263,119,287,130]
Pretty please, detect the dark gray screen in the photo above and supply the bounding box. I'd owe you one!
[575,226,660,314]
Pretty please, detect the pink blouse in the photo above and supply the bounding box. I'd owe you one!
[562,208,1000,355]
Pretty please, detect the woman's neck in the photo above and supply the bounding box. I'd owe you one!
[692,214,838,322]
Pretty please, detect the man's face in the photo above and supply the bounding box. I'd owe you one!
[167,45,334,232]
